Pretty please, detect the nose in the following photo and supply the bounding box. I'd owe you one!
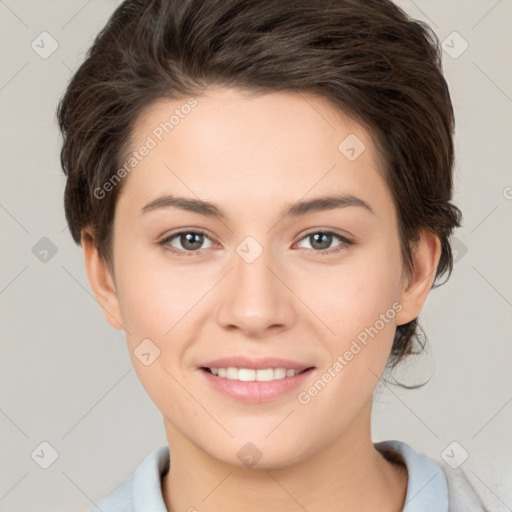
[216,242,297,338]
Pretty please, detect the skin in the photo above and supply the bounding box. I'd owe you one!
[82,87,441,511]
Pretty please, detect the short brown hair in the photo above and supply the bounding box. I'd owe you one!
[57,0,462,375]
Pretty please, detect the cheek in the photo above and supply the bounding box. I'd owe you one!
[301,242,403,343]
[114,244,200,342]
[292,258,403,433]
[113,248,214,394]
[113,258,197,411]
[292,238,403,411]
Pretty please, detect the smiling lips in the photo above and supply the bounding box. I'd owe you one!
[199,356,315,402]
[205,367,305,382]
[201,356,312,378]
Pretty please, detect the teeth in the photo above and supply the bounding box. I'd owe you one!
[207,367,302,381]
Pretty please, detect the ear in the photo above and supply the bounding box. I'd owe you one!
[395,229,442,326]
[81,228,124,331]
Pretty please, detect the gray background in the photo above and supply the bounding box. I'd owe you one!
[1,1,511,510]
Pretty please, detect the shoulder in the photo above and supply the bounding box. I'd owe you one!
[87,445,170,512]
[87,476,134,512]
[439,456,512,512]
[438,462,489,512]
[375,439,491,512]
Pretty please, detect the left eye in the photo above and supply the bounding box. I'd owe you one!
[295,231,352,253]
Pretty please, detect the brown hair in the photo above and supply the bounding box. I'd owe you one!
[57,0,462,376]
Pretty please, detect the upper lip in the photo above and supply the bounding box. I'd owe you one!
[200,356,314,371]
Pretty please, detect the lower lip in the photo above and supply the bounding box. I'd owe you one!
[199,368,315,403]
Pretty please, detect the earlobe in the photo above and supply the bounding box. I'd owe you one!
[395,230,442,326]
[81,228,124,331]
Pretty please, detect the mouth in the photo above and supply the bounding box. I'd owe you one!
[201,366,313,382]
[198,359,316,403]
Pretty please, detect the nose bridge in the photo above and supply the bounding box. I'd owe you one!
[216,235,295,334]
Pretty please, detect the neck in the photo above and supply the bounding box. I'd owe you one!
[161,399,408,512]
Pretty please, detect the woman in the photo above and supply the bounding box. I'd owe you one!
[56,0,485,510]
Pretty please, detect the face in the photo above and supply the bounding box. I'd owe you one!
[92,87,421,468]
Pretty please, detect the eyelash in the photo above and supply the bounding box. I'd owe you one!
[158,228,355,257]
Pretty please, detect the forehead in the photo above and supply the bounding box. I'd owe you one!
[118,87,392,220]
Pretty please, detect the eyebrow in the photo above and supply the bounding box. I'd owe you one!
[140,193,375,219]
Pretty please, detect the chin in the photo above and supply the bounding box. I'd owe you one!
[204,435,314,470]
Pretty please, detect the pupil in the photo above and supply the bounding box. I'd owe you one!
[182,233,203,250]
[312,233,331,250]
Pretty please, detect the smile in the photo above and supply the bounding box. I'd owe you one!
[199,365,315,403]
[204,367,307,381]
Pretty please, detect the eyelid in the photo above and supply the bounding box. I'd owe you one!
[295,227,354,243]
[160,228,214,242]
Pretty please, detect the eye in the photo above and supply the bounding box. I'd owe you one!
[159,229,215,256]
[159,229,354,257]
[295,231,354,255]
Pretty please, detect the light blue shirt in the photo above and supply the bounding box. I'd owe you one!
[88,439,484,511]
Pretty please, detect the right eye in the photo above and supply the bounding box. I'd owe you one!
[159,229,216,256]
